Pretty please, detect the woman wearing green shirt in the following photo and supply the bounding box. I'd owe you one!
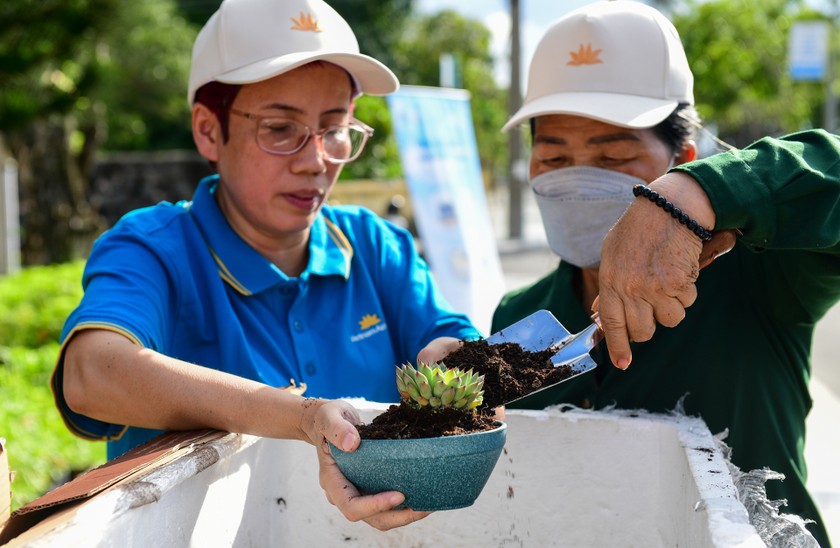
[494,2,840,545]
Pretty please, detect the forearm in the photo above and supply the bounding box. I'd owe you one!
[62,329,315,442]
[673,129,840,251]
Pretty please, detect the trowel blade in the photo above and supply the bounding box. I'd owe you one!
[487,309,600,407]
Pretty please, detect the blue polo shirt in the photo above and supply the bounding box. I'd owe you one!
[53,175,479,459]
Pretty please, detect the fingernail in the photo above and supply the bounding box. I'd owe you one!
[388,493,404,507]
[342,432,357,451]
[617,358,630,370]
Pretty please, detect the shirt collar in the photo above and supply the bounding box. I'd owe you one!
[189,176,352,295]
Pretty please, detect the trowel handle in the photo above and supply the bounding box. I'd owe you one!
[550,317,604,365]
[591,312,602,333]
[586,313,604,347]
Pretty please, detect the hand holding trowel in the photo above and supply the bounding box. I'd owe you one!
[486,224,736,407]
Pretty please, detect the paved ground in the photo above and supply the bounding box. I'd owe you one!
[488,188,840,544]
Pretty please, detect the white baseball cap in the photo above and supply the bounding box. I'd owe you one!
[188,0,399,105]
[503,0,693,131]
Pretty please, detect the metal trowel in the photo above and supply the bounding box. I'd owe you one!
[486,309,603,406]
[485,227,732,407]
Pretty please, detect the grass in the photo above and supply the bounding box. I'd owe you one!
[0,262,107,511]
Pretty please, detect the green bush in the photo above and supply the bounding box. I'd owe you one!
[0,262,106,511]
[0,261,86,347]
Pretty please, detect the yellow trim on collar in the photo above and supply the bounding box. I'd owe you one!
[324,218,354,278]
[209,248,252,296]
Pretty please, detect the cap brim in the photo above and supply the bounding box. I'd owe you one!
[502,92,678,132]
[214,51,399,96]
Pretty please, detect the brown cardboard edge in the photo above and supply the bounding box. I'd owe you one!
[0,429,225,545]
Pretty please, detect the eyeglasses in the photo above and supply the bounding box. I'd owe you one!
[229,108,373,164]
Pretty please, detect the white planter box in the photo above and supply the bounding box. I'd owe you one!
[6,405,764,547]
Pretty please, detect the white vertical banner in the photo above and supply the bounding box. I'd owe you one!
[387,85,505,336]
[788,20,830,81]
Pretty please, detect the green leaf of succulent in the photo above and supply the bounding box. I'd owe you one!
[443,369,457,384]
[440,386,456,406]
[395,368,408,394]
[429,369,446,390]
[396,361,485,412]
[418,362,434,382]
[418,379,433,400]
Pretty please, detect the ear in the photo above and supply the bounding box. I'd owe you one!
[674,140,698,165]
[192,103,221,163]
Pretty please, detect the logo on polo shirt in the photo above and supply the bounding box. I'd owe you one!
[351,313,388,342]
[359,314,381,330]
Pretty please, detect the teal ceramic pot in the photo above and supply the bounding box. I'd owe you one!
[329,421,506,511]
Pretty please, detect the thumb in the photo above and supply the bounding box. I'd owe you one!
[698,229,737,269]
[317,402,362,453]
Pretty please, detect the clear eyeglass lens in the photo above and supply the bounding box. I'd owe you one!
[256,119,367,162]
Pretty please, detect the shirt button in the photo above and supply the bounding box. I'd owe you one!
[293,320,303,332]
[305,362,316,375]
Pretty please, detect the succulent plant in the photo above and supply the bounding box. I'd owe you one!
[396,361,484,411]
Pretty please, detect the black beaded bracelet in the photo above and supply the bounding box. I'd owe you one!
[632,184,713,242]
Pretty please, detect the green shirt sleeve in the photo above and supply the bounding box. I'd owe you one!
[672,129,840,252]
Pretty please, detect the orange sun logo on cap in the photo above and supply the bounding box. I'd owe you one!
[567,43,602,66]
[291,12,322,32]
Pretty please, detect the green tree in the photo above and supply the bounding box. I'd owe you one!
[174,0,221,26]
[674,0,828,146]
[97,3,197,151]
[330,0,414,72]
[1,0,120,264]
[390,10,509,183]
[1,0,196,265]
[329,0,415,181]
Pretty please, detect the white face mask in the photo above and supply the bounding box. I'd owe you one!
[531,166,646,268]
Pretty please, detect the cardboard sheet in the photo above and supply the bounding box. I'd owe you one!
[0,429,225,545]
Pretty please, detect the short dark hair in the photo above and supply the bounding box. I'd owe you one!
[651,103,698,153]
[193,81,242,144]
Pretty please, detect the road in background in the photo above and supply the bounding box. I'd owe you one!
[488,187,840,544]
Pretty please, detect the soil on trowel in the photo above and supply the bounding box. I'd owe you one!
[356,338,574,440]
[443,338,573,409]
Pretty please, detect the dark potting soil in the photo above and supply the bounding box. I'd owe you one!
[356,338,574,440]
[357,402,499,440]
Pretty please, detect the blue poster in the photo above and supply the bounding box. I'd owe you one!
[387,86,505,335]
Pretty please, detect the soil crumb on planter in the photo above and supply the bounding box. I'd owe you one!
[356,339,575,440]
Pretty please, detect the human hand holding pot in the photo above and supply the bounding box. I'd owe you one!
[303,399,431,530]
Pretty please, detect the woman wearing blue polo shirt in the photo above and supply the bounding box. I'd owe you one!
[51,0,478,531]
